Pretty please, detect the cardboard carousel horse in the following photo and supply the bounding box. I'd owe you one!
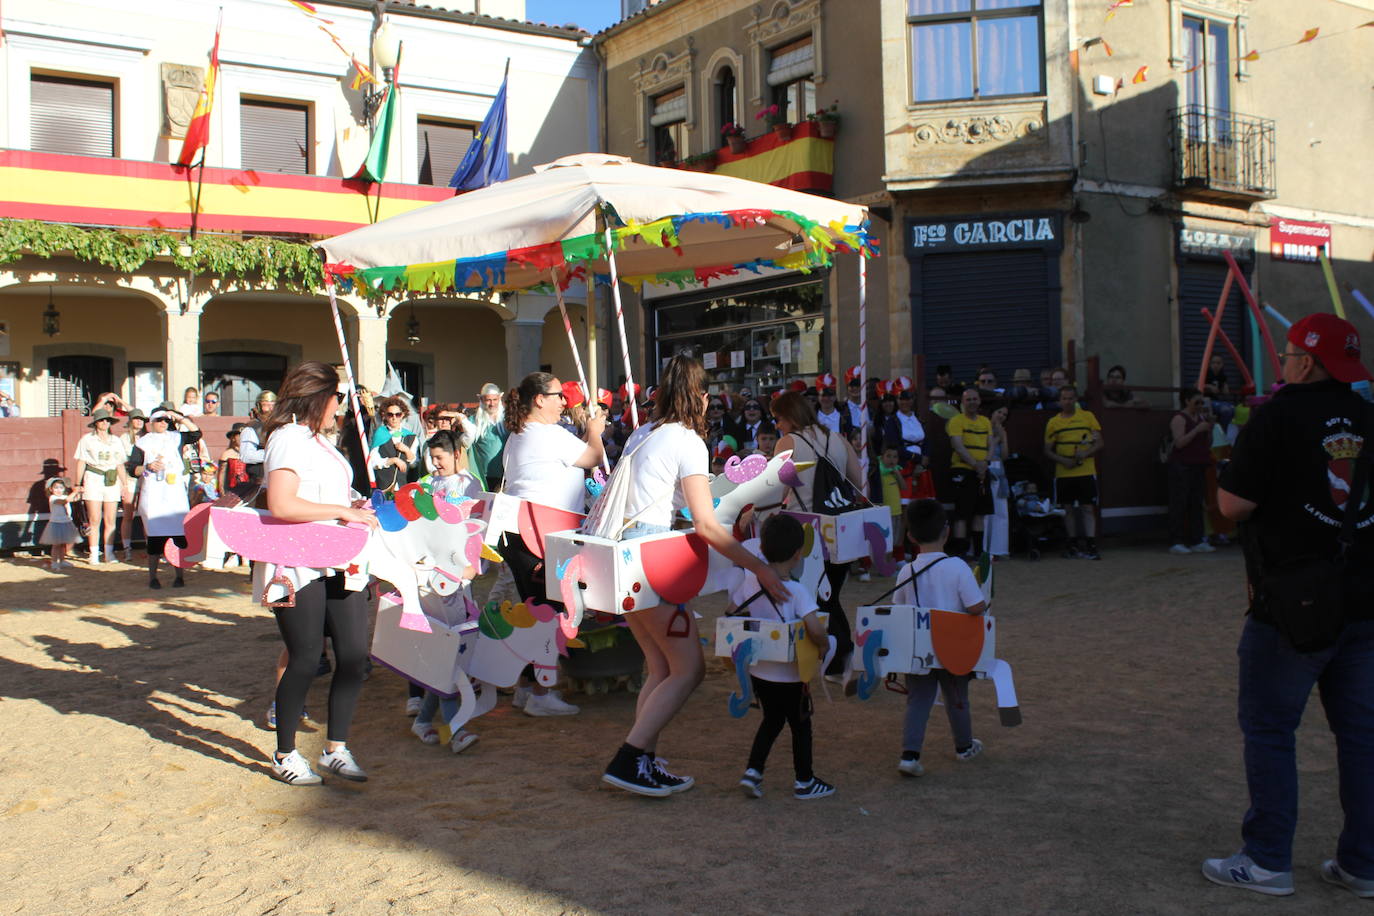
[851,555,1022,727]
[543,449,821,620]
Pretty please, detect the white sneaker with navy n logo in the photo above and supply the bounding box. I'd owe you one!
[1201,851,1294,896]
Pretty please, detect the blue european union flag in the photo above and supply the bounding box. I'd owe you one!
[449,75,509,190]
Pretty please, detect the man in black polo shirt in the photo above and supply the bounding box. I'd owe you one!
[1203,313,1374,899]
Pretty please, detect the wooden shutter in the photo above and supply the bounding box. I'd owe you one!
[31,75,114,157]
[240,99,309,174]
[916,249,1057,383]
[416,118,474,186]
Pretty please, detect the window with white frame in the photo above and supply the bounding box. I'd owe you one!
[31,74,115,157]
[768,35,816,121]
[417,117,475,186]
[714,65,738,137]
[907,0,1043,103]
[240,97,310,174]
[650,87,687,163]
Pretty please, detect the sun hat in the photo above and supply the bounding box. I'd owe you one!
[88,408,121,426]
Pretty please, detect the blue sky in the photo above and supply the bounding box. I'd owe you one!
[524,0,623,34]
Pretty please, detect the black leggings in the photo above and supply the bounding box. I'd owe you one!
[273,575,370,755]
[820,561,851,675]
[748,677,813,782]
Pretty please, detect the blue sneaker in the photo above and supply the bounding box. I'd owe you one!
[1201,852,1294,896]
[1322,859,1374,898]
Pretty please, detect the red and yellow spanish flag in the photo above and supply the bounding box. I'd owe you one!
[177,19,222,167]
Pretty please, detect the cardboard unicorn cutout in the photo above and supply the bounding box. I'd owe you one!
[542,449,812,620]
[851,557,1021,726]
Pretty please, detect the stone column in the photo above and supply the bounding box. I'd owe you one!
[162,303,202,402]
[504,318,546,387]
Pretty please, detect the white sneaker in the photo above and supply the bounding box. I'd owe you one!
[89,551,102,565]
[1190,542,1217,553]
[511,686,531,709]
[956,738,984,762]
[103,549,116,563]
[405,696,422,716]
[897,757,925,777]
[523,690,579,717]
[1169,543,1192,555]
[410,720,439,745]
[318,745,368,781]
[271,749,322,786]
[450,730,479,754]
[858,571,872,582]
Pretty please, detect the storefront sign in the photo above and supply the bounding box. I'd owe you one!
[703,351,718,369]
[1270,218,1331,262]
[1178,227,1254,260]
[908,214,1061,253]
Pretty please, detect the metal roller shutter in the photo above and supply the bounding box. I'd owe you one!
[240,99,309,174]
[416,118,473,186]
[31,75,114,157]
[1178,258,1248,389]
[916,249,1057,384]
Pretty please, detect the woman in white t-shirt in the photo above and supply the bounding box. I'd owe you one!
[72,408,129,564]
[772,391,867,683]
[499,372,606,717]
[257,361,379,787]
[601,355,789,798]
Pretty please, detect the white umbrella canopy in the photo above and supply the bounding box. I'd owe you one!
[315,153,875,293]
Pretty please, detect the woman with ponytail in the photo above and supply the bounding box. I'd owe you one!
[600,354,790,797]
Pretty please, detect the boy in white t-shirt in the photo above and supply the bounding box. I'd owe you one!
[892,499,988,778]
[728,514,835,801]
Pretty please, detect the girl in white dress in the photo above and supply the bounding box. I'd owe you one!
[132,407,200,588]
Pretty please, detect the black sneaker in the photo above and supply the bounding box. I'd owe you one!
[602,753,672,798]
[649,755,694,794]
[739,768,764,798]
[793,777,835,800]
[1081,545,1101,560]
[1061,544,1083,560]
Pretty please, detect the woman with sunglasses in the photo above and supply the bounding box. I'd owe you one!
[368,396,419,493]
[499,372,606,716]
[600,355,790,797]
[256,361,379,785]
[130,405,200,587]
[117,409,148,561]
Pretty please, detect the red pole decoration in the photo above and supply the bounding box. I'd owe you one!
[327,284,376,488]
[1195,271,1234,392]
[1224,250,1282,380]
[1201,307,1256,393]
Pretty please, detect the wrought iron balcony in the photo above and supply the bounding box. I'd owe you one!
[1169,106,1276,201]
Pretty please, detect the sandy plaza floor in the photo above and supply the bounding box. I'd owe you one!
[0,544,1364,915]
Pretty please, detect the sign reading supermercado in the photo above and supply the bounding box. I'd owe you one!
[1270,217,1332,262]
[908,213,1062,253]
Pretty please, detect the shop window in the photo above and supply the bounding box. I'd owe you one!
[907,0,1043,103]
[417,117,475,186]
[240,98,310,174]
[768,35,816,122]
[650,87,687,163]
[652,277,828,394]
[714,65,738,137]
[31,74,115,157]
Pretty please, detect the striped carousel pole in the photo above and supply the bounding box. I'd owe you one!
[858,255,869,495]
[602,218,640,429]
[327,283,376,489]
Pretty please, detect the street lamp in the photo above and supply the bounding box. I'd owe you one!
[405,302,420,347]
[363,21,399,121]
[42,285,60,337]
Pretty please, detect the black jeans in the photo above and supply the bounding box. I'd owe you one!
[273,574,370,755]
[747,677,813,782]
[1168,462,1207,546]
[503,532,553,607]
[819,561,851,675]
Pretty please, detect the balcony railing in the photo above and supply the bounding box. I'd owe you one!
[1169,105,1276,200]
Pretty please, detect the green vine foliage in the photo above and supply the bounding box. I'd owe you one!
[0,219,324,291]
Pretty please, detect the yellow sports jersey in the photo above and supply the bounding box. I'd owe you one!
[946,413,991,470]
[1045,408,1101,478]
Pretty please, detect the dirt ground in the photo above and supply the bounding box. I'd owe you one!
[0,544,1365,915]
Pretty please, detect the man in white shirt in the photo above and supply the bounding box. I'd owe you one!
[844,375,868,433]
[815,386,848,436]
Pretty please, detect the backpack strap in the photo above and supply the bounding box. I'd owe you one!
[870,555,953,605]
[727,585,781,618]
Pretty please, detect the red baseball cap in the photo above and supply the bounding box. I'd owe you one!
[1288,313,1371,383]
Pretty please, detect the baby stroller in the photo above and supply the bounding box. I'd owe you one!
[1002,453,1067,560]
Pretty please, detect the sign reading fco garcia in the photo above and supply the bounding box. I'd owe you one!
[907,213,1062,254]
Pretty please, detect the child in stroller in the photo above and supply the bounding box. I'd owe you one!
[1002,453,1067,560]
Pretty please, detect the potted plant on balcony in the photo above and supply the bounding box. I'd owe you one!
[681,150,718,172]
[721,121,747,154]
[808,102,840,139]
[756,104,791,141]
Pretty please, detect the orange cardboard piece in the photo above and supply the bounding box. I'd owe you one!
[516,501,585,559]
[929,609,987,676]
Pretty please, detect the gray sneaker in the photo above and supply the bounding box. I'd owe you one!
[1322,859,1374,898]
[1201,852,1294,896]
